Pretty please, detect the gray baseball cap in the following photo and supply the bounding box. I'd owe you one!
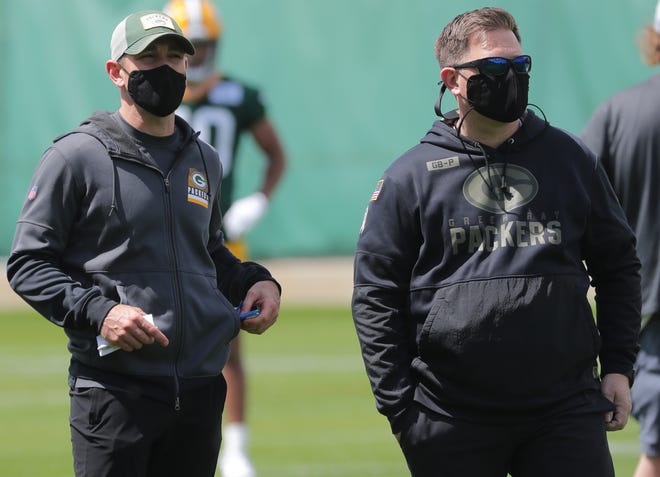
[110,10,195,61]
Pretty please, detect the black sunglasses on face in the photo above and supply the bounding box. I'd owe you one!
[451,55,532,76]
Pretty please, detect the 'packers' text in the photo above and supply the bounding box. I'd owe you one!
[449,218,562,255]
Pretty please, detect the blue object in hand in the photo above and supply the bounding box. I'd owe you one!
[239,309,260,320]
[235,302,260,321]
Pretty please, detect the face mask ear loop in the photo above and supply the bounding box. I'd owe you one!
[436,81,463,124]
[434,82,447,119]
[116,60,131,77]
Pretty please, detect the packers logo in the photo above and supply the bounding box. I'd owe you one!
[463,164,538,214]
[190,171,207,189]
[187,169,210,208]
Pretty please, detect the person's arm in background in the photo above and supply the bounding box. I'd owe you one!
[222,117,287,241]
[251,117,286,199]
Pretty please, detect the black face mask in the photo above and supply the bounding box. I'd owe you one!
[126,64,186,117]
[466,67,529,122]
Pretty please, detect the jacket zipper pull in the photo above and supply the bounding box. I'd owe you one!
[174,396,181,411]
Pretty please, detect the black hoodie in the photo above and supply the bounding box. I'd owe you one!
[352,110,641,431]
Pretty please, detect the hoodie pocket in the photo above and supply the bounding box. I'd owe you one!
[418,275,598,396]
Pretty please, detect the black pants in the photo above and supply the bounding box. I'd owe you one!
[70,376,226,477]
[398,404,614,477]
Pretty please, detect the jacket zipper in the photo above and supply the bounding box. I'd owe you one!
[113,155,186,411]
[163,174,183,411]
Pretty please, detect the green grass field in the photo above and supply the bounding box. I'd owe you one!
[0,306,641,476]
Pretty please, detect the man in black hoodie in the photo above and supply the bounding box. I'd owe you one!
[352,7,641,477]
[7,9,280,477]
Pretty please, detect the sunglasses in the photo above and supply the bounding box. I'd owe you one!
[451,55,532,76]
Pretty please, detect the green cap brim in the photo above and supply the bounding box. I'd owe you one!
[124,31,195,57]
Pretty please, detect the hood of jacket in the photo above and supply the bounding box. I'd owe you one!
[74,110,198,161]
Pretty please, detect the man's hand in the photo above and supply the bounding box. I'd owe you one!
[601,373,632,431]
[100,304,169,352]
[237,280,280,335]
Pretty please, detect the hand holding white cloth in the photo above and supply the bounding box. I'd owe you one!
[97,314,155,357]
[223,192,269,241]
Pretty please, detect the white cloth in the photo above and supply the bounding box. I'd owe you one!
[223,192,269,241]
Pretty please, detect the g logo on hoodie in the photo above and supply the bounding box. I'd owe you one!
[450,164,562,255]
[463,164,538,214]
[188,169,210,208]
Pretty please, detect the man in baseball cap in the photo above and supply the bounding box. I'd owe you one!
[107,10,196,118]
[110,10,195,61]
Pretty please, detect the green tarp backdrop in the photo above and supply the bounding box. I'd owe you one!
[0,0,656,258]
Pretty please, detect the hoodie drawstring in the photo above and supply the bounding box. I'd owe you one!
[108,162,118,217]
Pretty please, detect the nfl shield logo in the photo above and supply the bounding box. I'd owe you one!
[27,186,38,201]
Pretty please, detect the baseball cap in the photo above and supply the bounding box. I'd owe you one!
[110,10,195,61]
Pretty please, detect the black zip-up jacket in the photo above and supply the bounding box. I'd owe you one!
[8,110,277,384]
[352,110,641,432]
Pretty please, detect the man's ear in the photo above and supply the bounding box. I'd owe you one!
[440,67,460,95]
[106,60,125,88]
